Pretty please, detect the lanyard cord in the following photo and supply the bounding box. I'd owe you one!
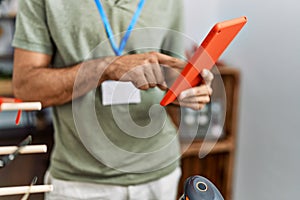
[94,0,146,56]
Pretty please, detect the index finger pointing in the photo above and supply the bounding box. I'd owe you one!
[155,52,186,69]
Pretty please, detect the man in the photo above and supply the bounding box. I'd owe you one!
[12,0,213,199]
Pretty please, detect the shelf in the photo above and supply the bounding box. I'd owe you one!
[181,139,234,158]
[0,79,13,96]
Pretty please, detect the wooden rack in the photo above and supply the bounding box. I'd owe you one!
[0,100,53,199]
[168,67,240,200]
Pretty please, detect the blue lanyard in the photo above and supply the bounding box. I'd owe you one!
[94,0,146,56]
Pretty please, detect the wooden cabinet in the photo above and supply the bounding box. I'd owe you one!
[174,67,240,199]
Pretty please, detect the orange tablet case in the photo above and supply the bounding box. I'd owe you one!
[160,16,247,106]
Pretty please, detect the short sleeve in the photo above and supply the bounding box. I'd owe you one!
[161,0,185,59]
[12,0,53,55]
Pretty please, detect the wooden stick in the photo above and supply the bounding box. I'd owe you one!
[21,176,38,200]
[0,145,47,155]
[0,102,42,111]
[0,185,53,196]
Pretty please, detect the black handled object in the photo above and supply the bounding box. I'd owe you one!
[180,176,224,200]
[0,135,32,168]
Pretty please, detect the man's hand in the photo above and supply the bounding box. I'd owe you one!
[174,69,214,110]
[104,52,185,90]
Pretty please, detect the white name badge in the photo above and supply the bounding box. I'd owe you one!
[101,81,141,106]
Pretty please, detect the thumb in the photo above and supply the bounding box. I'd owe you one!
[201,69,214,86]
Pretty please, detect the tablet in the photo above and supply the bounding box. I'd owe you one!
[160,16,247,106]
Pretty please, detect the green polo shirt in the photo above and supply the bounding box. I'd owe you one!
[13,0,184,185]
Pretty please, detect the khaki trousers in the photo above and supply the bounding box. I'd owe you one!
[44,168,181,200]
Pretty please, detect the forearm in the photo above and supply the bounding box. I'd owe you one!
[13,57,113,107]
[13,50,186,108]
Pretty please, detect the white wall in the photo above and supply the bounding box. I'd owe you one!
[184,0,300,199]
